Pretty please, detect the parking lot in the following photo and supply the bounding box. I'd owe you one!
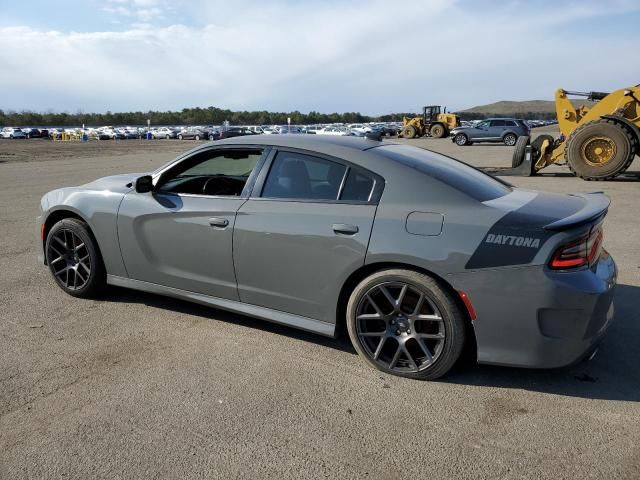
[1,133,639,479]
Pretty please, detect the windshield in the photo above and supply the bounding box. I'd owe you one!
[373,144,512,202]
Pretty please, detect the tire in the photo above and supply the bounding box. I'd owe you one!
[454,133,468,146]
[430,124,446,138]
[512,135,530,167]
[166,135,170,140]
[195,135,200,141]
[346,269,466,380]
[566,119,637,180]
[178,134,183,140]
[45,218,106,298]
[503,133,517,146]
[402,125,417,139]
[530,134,555,164]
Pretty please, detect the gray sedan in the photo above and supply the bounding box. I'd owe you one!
[37,136,616,380]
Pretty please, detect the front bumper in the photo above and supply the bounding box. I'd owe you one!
[448,252,617,369]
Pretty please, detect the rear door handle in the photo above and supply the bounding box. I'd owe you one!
[332,223,359,235]
[209,217,229,228]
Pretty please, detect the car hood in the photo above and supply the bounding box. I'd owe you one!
[81,173,144,194]
[450,127,477,134]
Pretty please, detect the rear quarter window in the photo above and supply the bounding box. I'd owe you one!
[374,144,511,202]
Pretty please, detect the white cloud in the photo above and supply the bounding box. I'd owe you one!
[0,0,638,114]
[103,0,169,22]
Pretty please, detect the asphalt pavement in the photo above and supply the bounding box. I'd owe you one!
[1,134,639,479]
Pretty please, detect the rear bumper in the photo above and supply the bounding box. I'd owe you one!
[448,252,617,369]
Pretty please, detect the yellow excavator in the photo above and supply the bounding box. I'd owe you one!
[511,86,640,180]
[398,106,460,139]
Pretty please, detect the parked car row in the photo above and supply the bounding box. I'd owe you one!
[0,122,405,141]
[1,118,548,145]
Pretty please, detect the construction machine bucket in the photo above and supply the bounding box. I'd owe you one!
[501,145,536,176]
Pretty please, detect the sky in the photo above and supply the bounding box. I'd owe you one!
[0,0,638,115]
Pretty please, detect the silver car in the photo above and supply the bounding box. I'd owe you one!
[38,136,616,380]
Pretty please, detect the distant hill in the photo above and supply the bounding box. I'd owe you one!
[459,99,595,120]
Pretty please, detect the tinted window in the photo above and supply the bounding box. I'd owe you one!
[505,120,518,127]
[341,169,375,202]
[490,120,506,127]
[374,144,511,202]
[262,152,346,200]
[157,149,262,196]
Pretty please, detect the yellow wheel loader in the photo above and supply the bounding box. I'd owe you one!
[398,106,460,139]
[511,86,640,180]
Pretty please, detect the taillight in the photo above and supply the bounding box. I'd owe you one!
[549,226,603,270]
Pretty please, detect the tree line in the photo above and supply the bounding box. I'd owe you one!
[0,106,555,127]
[0,107,378,127]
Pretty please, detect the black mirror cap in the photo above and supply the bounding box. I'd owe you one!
[135,175,154,193]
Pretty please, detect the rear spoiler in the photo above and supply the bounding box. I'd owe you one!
[543,192,610,231]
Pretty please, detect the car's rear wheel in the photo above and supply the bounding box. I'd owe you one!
[503,133,517,146]
[178,134,183,140]
[195,135,200,140]
[165,134,170,139]
[454,133,468,146]
[346,269,466,380]
[45,218,106,298]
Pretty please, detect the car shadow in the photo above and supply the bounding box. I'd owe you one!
[103,287,356,355]
[445,284,640,402]
[104,283,639,401]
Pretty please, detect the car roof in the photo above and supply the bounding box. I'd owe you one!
[205,133,394,152]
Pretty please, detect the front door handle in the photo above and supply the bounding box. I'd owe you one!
[209,217,229,228]
[332,223,359,235]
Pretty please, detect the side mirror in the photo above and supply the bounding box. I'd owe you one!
[135,175,154,193]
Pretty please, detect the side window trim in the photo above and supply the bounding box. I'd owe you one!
[336,166,351,200]
[251,147,384,205]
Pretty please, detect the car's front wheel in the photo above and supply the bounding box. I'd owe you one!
[346,269,466,380]
[45,218,106,298]
[195,135,200,141]
[454,133,468,146]
[503,133,517,146]
[178,134,183,140]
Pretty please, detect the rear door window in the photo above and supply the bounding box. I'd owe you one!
[261,151,347,200]
[340,169,375,202]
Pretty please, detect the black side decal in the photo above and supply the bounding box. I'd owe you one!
[465,194,584,269]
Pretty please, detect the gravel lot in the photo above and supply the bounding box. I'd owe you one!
[1,133,639,479]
